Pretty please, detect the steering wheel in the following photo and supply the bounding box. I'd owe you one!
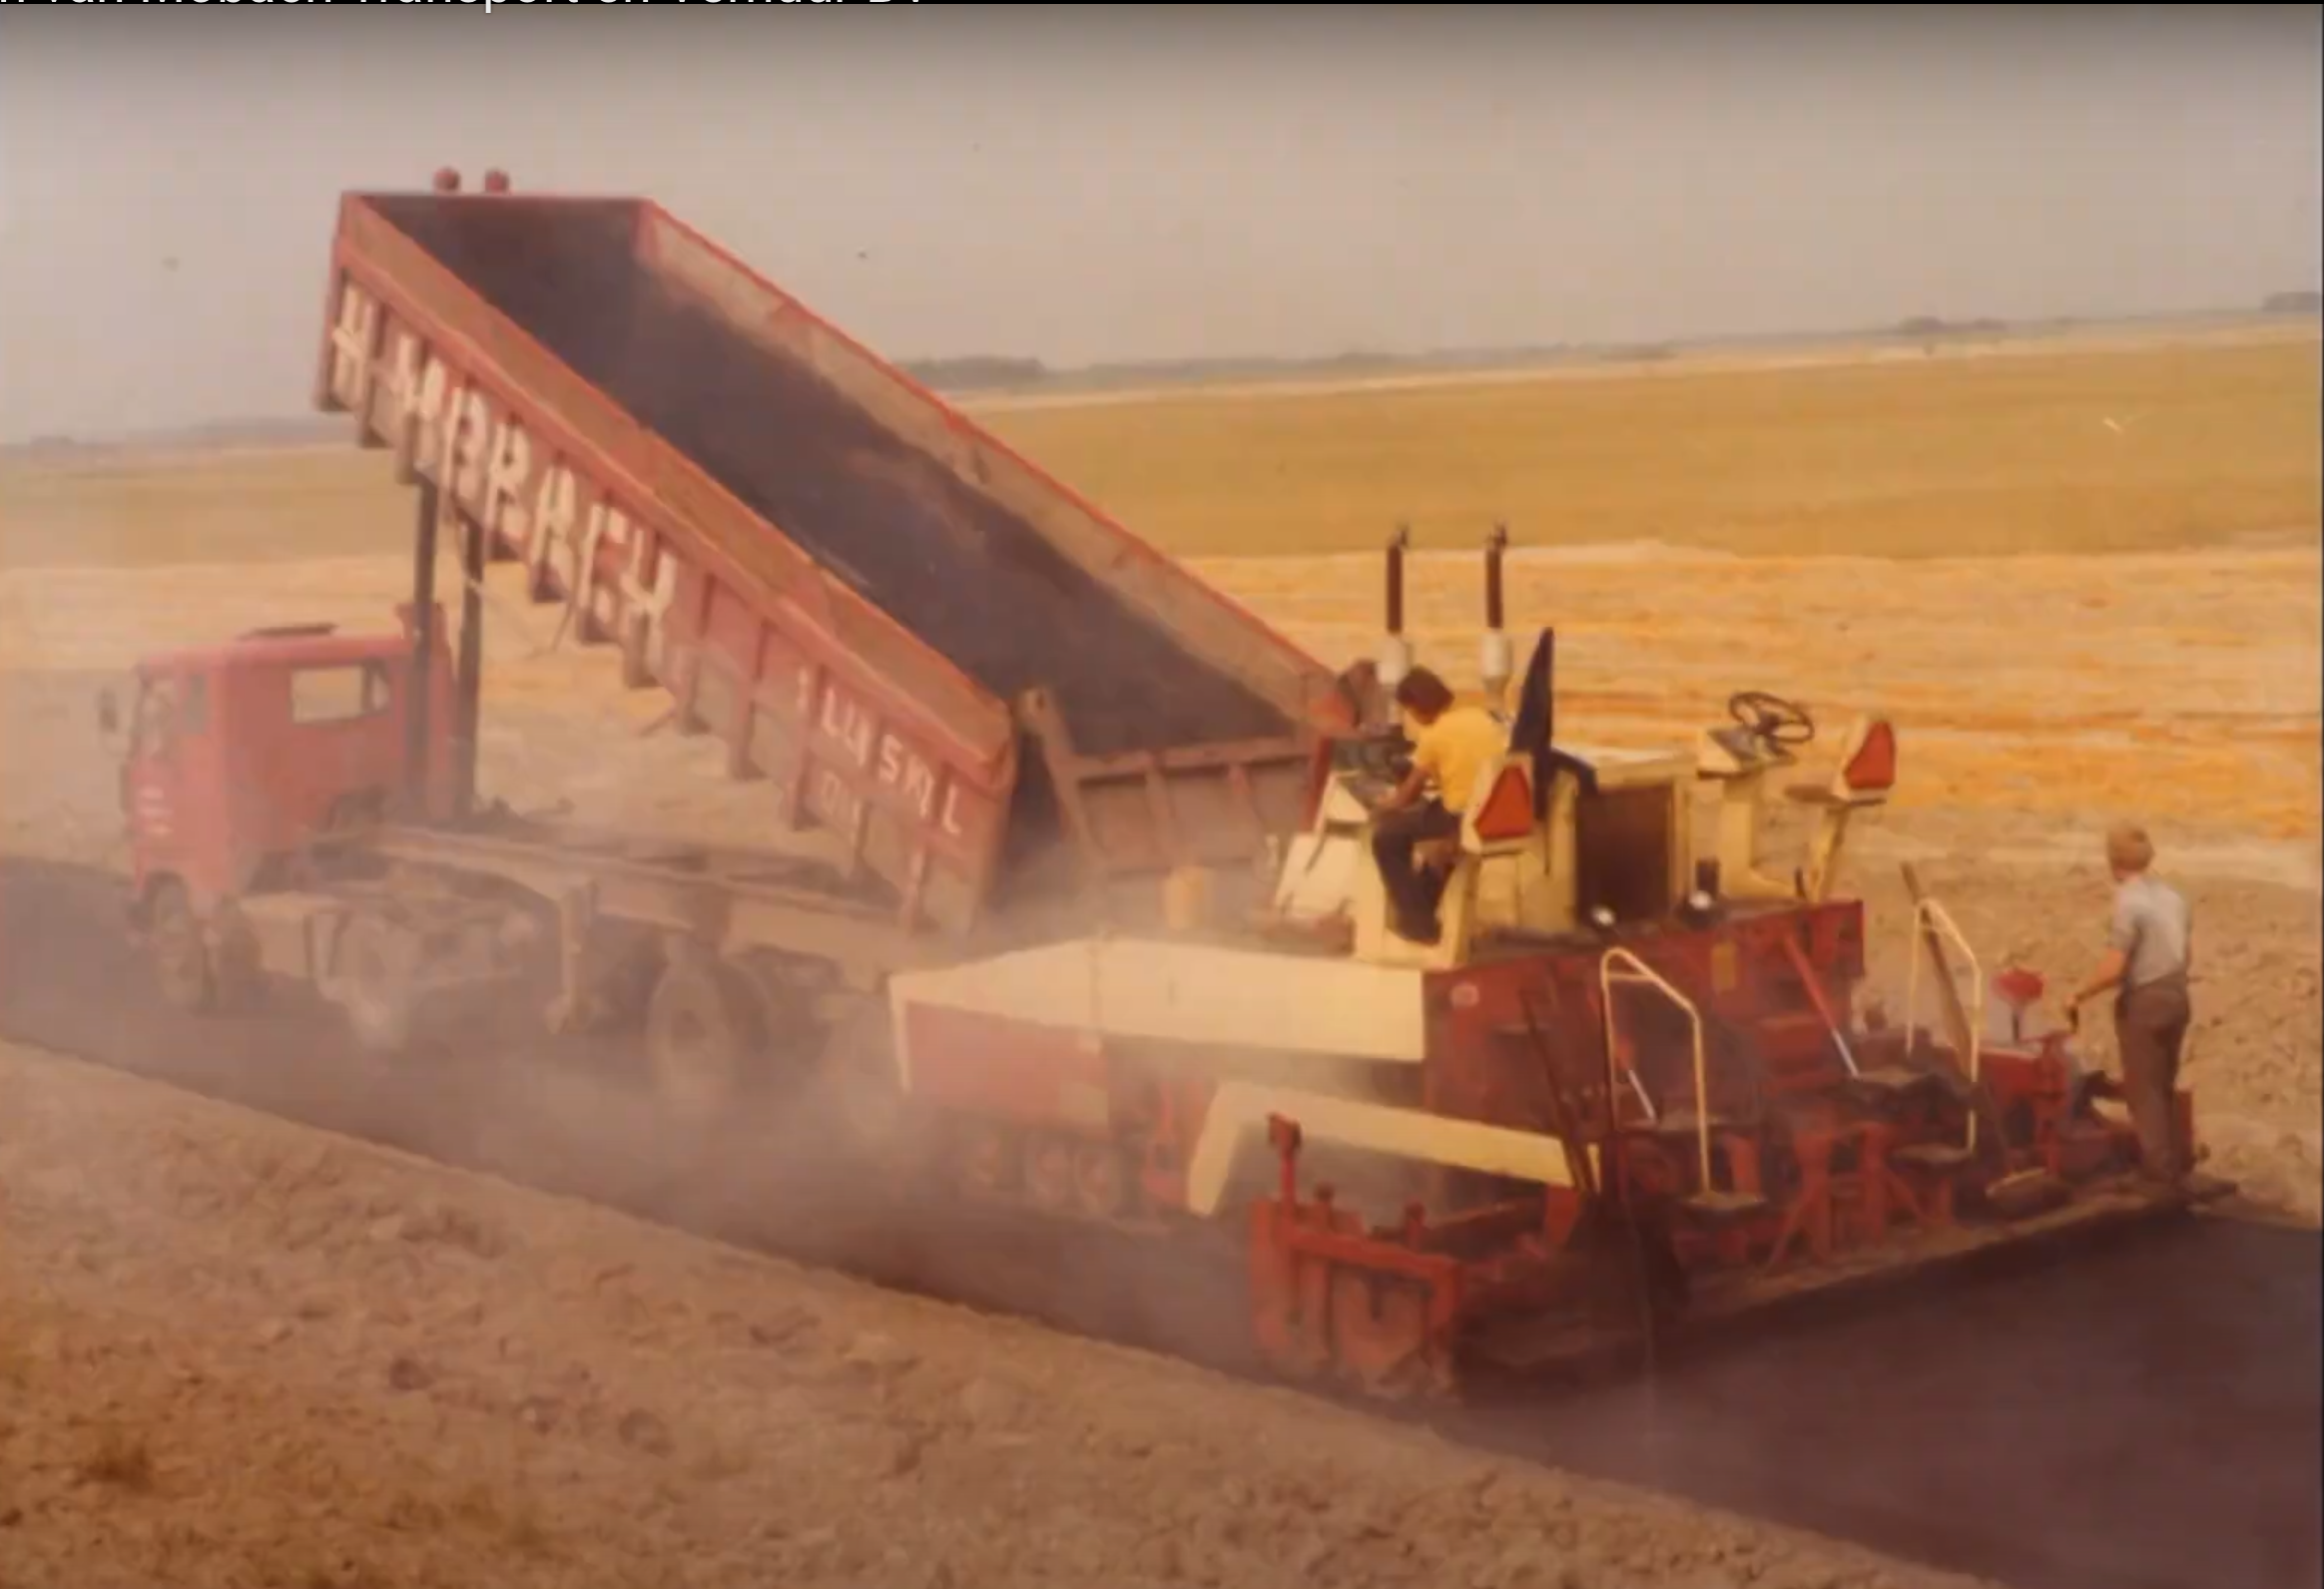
[1727,691,1816,749]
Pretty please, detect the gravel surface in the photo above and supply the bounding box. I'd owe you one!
[0,1042,1990,1589]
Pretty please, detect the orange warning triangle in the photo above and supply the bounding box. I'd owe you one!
[1844,721,1897,794]
[1473,766,1534,841]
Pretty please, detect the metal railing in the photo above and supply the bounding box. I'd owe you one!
[1598,947,1714,1191]
[1902,894,1986,1152]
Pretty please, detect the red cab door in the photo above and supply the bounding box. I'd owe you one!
[123,668,233,907]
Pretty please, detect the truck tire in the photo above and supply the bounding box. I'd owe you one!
[729,952,828,1085]
[814,994,913,1167]
[209,900,266,1014]
[336,910,422,1057]
[578,932,665,1035]
[644,954,765,1118]
[147,880,214,1014]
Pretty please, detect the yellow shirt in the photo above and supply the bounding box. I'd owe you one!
[1411,705,1505,811]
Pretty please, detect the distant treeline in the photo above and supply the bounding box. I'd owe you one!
[896,343,1688,394]
[898,355,1051,391]
[1893,315,2012,338]
[893,301,2320,397]
[903,321,2051,395]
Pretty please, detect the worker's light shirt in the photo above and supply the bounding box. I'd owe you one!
[1411,706,1506,812]
[2108,873,2192,989]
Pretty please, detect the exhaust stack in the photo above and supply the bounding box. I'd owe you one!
[1479,522,1512,710]
[1378,523,1414,710]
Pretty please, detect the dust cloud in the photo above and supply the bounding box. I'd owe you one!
[1,10,2318,1583]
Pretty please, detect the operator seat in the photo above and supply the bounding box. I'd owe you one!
[1358,631,1593,969]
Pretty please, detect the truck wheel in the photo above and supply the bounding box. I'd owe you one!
[337,911,422,1056]
[580,936,665,1035]
[812,995,908,1164]
[210,900,266,1014]
[147,881,214,1014]
[644,955,765,1118]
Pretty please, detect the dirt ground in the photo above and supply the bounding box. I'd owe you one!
[0,1040,1994,1589]
[0,330,2316,1588]
[977,331,2320,561]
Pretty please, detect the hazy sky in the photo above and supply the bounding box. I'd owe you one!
[1,5,2317,443]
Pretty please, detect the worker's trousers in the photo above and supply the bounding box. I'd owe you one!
[2113,972,2191,1182]
[1371,800,1461,936]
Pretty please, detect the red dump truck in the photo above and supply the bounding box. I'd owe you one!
[127,168,1354,1066]
[110,170,2224,1398]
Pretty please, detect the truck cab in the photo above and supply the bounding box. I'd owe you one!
[113,607,454,936]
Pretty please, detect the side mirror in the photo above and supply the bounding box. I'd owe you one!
[97,688,120,738]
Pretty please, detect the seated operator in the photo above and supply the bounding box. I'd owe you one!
[1371,667,1506,946]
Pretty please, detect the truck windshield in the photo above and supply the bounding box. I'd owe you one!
[131,673,209,755]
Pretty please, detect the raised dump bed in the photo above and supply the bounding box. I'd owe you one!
[314,178,1346,934]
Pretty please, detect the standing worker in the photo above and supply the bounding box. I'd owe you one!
[2064,822,2193,1189]
[1371,667,1506,946]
